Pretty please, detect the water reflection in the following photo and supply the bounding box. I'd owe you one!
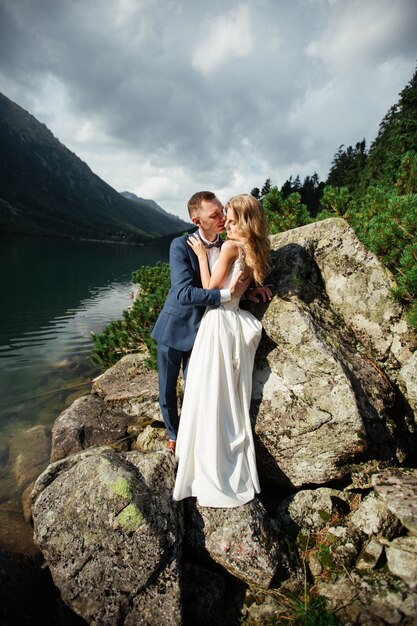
[0,233,168,440]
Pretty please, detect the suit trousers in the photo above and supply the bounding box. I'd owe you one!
[156,342,192,441]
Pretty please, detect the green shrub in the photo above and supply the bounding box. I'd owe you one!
[263,187,312,234]
[91,261,170,370]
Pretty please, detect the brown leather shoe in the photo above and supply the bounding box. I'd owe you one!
[167,440,176,455]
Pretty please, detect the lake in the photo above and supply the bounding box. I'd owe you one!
[0,234,169,527]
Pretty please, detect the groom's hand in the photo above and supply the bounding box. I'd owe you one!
[246,285,273,303]
[230,270,251,299]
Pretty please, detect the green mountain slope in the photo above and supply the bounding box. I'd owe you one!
[0,92,191,241]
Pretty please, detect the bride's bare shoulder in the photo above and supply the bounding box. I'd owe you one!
[221,239,239,255]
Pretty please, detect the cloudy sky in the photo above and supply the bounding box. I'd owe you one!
[0,0,416,221]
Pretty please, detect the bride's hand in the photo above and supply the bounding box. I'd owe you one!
[187,234,206,260]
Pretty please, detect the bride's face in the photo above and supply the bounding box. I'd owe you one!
[225,208,240,240]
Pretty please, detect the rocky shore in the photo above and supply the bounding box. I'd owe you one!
[2,218,417,625]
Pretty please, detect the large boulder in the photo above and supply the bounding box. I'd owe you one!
[184,498,298,589]
[31,447,182,625]
[251,218,417,487]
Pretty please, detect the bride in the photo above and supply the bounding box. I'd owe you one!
[173,194,271,508]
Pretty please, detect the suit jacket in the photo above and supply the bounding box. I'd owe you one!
[151,234,221,351]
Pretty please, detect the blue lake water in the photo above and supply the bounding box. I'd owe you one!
[0,234,168,487]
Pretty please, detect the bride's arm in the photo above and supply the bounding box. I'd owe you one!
[186,235,211,287]
[207,241,239,288]
[187,237,239,288]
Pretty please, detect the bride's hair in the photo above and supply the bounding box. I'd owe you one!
[225,194,271,285]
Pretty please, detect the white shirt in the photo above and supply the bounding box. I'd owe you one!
[199,232,231,303]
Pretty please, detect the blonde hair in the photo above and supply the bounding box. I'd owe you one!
[225,194,271,285]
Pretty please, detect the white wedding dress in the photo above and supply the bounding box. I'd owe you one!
[173,258,262,507]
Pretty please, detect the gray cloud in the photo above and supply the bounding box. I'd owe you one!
[0,0,416,220]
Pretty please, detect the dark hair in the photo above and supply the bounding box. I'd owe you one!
[187,191,216,218]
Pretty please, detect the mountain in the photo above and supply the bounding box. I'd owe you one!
[0,92,192,241]
[121,191,188,228]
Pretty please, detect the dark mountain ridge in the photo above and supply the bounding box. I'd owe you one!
[0,92,191,241]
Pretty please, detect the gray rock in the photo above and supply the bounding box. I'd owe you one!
[92,352,161,421]
[27,218,417,625]
[317,571,417,625]
[372,468,417,536]
[276,487,351,532]
[0,499,40,558]
[253,297,367,486]
[32,447,182,626]
[252,219,416,488]
[348,491,403,539]
[325,524,363,569]
[184,498,295,589]
[50,393,135,462]
[278,218,414,364]
[307,553,323,577]
[345,459,393,490]
[352,571,417,624]
[133,424,168,452]
[51,353,164,463]
[399,351,417,416]
[386,536,417,588]
[356,537,385,570]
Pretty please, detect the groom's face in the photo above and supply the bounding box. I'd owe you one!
[193,198,225,239]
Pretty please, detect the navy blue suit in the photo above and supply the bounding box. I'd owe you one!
[151,234,222,439]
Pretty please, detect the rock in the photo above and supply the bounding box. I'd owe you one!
[351,571,417,624]
[318,570,417,625]
[251,219,417,489]
[253,297,366,486]
[276,487,351,533]
[0,475,19,503]
[132,424,168,452]
[31,447,182,626]
[372,468,417,535]
[241,589,289,625]
[399,351,417,416]
[51,354,164,462]
[356,536,385,570]
[324,524,363,569]
[184,498,296,589]
[51,394,135,462]
[345,459,393,490]
[316,571,417,626]
[8,424,51,489]
[348,491,403,539]
[276,218,414,364]
[27,218,417,624]
[307,553,323,576]
[92,352,161,421]
[316,575,363,624]
[386,536,417,587]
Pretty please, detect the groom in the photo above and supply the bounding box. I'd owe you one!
[151,190,271,452]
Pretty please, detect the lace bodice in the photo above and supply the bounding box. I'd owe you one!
[209,257,245,309]
[218,258,244,290]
